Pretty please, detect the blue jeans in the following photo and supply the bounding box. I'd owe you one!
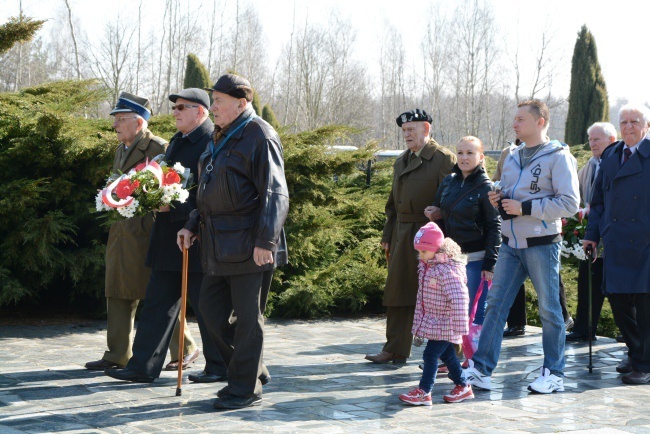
[419,340,465,393]
[471,242,565,376]
[466,260,489,325]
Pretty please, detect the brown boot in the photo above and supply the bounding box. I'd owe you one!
[364,351,406,364]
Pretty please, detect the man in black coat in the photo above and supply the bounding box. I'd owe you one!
[178,74,289,409]
[106,88,225,383]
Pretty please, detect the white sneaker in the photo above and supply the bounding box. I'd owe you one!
[462,359,492,390]
[528,367,564,393]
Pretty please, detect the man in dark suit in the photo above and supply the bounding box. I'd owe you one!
[584,104,650,385]
[105,88,225,383]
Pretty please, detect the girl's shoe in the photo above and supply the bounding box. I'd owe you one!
[398,387,432,406]
[443,384,474,403]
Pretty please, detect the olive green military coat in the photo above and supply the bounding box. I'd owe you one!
[381,139,456,306]
[104,129,166,299]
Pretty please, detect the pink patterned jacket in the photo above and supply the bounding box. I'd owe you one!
[411,252,469,344]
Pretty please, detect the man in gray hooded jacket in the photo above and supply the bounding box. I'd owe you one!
[463,99,579,395]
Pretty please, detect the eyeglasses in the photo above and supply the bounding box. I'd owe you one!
[172,104,200,111]
[114,116,137,123]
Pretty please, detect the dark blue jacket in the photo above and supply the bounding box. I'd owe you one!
[585,138,650,294]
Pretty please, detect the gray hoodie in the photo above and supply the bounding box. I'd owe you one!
[500,140,580,249]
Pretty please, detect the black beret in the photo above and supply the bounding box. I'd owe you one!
[204,74,254,102]
[169,88,210,110]
[110,91,152,120]
[396,109,432,127]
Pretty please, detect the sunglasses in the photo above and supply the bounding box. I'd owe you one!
[172,104,200,111]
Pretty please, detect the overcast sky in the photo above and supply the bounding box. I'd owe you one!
[3,0,650,105]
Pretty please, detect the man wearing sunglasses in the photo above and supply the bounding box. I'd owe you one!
[106,88,226,384]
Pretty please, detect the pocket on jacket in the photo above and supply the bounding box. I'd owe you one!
[210,214,255,263]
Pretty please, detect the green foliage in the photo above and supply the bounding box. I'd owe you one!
[183,53,211,90]
[268,126,392,318]
[0,81,116,307]
[0,15,45,54]
[262,104,280,129]
[565,25,609,145]
[252,91,262,116]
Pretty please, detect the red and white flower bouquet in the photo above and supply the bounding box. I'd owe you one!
[95,156,190,219]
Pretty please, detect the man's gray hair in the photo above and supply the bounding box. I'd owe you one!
[136,115,148,130]
[619,103,650,125]
[587,122,617,139]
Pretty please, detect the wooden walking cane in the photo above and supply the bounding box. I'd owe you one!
[176,236,189,396]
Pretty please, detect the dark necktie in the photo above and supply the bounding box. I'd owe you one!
[623,148,632,164]
[409,152,416,163]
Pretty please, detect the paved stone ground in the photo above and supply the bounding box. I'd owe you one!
[1,317,649,433]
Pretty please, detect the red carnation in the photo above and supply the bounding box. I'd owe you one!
[163,170,181,185]
[573,229,580,236]
[561,218,568,226]
[135,162,147,171]
[115,179,139,199]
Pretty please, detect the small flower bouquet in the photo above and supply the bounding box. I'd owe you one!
[95,156,190,220]
[560,207,589,261]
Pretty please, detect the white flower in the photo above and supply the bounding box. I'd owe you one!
[95,191,110,212]
[177,189,189,203]
[117,199,139,218]
[173,162,186,173]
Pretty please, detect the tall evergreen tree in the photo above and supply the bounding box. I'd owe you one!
[183,53,211,89]
[262,104,280,129]
[252,91,262,115]
[565,25,609,145]
[0,15,45,54]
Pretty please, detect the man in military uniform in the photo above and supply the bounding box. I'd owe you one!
[86,92,199,371]
[365,109,456,364]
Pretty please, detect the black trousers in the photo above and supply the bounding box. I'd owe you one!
[572,258,605,336]
[127,270,226,378]
[200,270,273,398]
[609,293,650,373]
[506,275,570,327]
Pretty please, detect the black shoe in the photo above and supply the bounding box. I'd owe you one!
[622,371,650,385]
[85,359,125,371]
[188,371,227,383]
[616,357,633,374]
[105,368,154,383]
[503,326,525,337]
[216,374,271,398]
[566,332,597,342]
[616,334,625,343]
[213,393,262,409]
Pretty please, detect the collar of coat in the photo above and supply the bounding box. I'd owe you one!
[611,138,650,159]
[172,118,214,144]
[450,161,487,183]
[402,139,443,162]
[119,128,164,171]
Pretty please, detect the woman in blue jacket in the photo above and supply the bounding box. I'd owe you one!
[425,136,500,325]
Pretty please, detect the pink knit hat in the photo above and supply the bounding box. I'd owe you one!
[413,222,444,252]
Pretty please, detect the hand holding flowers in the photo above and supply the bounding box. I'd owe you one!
[95,156,191,220]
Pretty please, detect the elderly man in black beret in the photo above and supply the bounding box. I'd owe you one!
[178,74,289,409]
[365,109,456,364]
[106,88,226,384]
